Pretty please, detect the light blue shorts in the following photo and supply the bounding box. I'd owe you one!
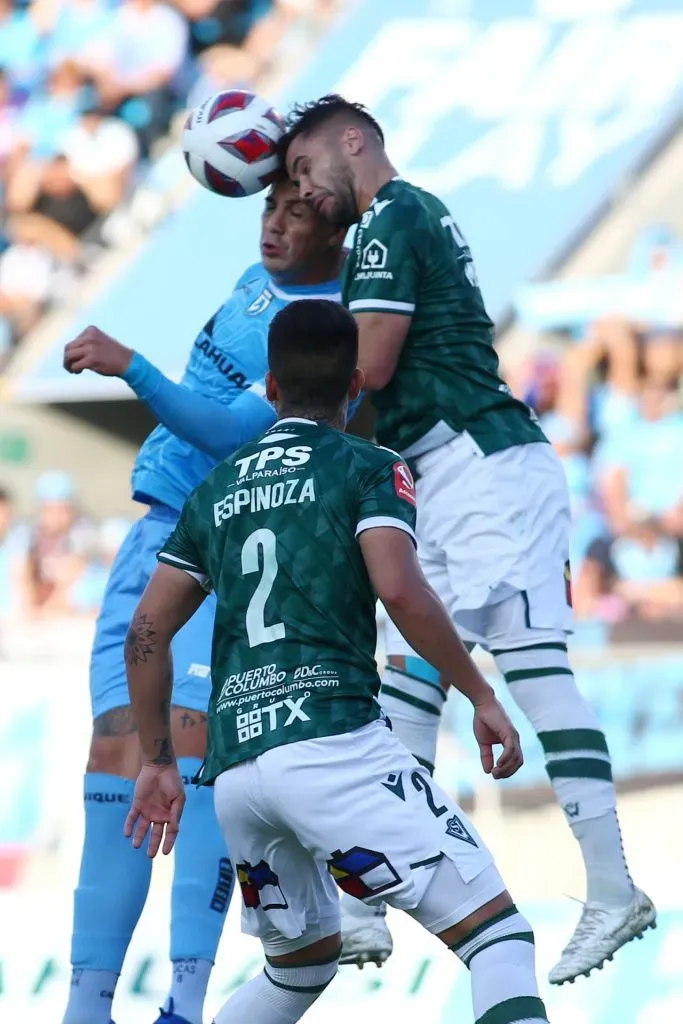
[90,503,216,721]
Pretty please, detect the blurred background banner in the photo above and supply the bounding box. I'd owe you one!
[0,0,682,1020]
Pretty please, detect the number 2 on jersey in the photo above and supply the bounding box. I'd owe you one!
[241,528,285,648]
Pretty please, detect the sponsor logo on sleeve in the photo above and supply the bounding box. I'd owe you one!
[393,461,416,506]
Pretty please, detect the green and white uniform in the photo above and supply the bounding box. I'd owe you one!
[160,418,496,950]
[343,179,572,645]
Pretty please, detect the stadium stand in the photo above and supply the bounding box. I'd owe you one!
[0,3,682,1018]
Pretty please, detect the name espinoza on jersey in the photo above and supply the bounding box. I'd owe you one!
[213,442,316,524]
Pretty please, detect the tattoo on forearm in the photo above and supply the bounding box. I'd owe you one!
[152,737,174,765]
[177,711,208,728]
[124,614,157,665]
[94,707,138,737]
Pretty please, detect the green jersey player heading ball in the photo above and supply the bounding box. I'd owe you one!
[124,298,552,1024]
[282,94,655,984]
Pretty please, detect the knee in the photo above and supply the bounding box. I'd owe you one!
[87,707,141,779]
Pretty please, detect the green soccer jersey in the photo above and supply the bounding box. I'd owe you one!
[342,178,547,457]
[158,418,417,781]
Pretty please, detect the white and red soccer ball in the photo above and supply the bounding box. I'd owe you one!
[182,90,285,198]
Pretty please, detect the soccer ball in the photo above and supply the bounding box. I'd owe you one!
[182,90,285,198]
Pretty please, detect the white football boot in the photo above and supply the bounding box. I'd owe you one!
[549,887,656,985]
[339,897,393,969]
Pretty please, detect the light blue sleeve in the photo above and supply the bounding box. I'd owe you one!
[123,352,277,459]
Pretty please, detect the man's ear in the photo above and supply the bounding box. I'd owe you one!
[348,366,365,401]
[265,371,278,404]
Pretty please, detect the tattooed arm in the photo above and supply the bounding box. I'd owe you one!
[124,563,207,856]
[125,563,208,767]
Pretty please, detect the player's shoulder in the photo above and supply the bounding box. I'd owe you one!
[363,179,437,238]
[337,432,404,472]
[233,261,267,292]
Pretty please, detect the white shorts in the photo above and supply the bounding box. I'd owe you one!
[213,720,494,954]
[386,438,574,653]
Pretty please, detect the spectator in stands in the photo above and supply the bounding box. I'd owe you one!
[62,98,139,213]
[0,485,28,652]
[575,519,683,623]
[6,153,97,261]
[16,59,86,160]
[44,0,113,69]
[22,471,94,619]
[186,41,258,107]
[0,69,23,187]
[0,0,45,100]
[80,0,189,157]
[173,0,271,57]
[0,217,55,342]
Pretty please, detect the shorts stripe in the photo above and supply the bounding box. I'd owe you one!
[490,642,567,657]
[263,969,331,994]
[476,995,548,1024]
[380,684,442,716]
[409,852,443,870]
[503,667,574,684]
[450,905,518,953]
[461,931,535,969]
[546,758,613,782]
[538,729,609,755]
[385,664,447,698]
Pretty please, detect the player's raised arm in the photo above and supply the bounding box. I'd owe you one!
[64,326,277,459]
[124,559,208,857]
[359,526,522,780]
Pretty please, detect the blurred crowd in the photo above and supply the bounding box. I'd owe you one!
[0,0,331,367]
[0,471,132,645]
[511,232,683,628]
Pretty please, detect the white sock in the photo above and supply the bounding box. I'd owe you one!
[62,968,117,1024]
[572,809,634,907]
[449,907,547,1023]
[213,959,337,1024]
[164,958,213,1024]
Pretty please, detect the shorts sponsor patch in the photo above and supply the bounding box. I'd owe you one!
[393,462,416,506]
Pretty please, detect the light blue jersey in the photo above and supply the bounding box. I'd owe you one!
[131,265,342,512]
[91,264,342,720]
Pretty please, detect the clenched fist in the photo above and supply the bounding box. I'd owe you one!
[64,326,134,378]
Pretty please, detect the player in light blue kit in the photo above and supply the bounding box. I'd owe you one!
[61,178,346,1024]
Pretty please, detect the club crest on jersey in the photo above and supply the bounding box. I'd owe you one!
[236,859,288,911]
[328,846,401,900]
[247,288,273,315]
[393,461,416,506]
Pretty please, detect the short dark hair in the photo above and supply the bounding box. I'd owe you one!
[280,94,384,159]
[268,299,358,410]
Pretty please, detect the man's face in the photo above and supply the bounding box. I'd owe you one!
[259,180,342,278]
[286,130,358,226]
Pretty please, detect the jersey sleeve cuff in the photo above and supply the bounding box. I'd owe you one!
[355,515,416,546]
[348,299,415,314]
[158,551,213,592]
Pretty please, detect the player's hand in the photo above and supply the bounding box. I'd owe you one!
[63,325,133,377]
[472,696,523,780]
[124,763,186,857]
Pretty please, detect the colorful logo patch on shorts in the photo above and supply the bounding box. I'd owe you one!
[328,846,401,899]
[393,461,417,506]
[236,859,288,911]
